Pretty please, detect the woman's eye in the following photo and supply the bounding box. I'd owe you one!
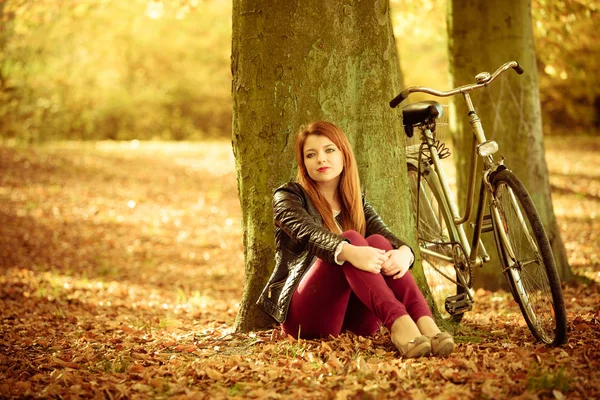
[326,148,335,153]
[306,153,314,159]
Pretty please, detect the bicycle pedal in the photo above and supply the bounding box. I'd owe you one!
[445,293,473,315]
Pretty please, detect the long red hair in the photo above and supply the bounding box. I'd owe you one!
[295,121,366,235]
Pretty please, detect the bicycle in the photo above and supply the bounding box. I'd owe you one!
[389,61,567,346]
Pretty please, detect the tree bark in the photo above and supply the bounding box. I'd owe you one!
[232,0,418,332]
[447,0,573,290]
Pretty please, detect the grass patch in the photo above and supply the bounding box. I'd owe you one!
[102,355,131,373]
[527,367,570,393]
[454,324,489,343]
[228,382,246,397]
[454,335,485,344]
[96,259,118,278]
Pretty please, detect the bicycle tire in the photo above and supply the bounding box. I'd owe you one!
[407,164,470,323]
[490,169,567,346]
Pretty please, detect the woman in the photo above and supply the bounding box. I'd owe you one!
[256,121,454,358]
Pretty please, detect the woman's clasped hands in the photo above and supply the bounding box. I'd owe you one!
[340,243,413,278]
[382,245,413,279]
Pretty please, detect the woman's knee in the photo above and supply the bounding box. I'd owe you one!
[388,272,426,299]
[343,230,368,245]
[366,234,393,251]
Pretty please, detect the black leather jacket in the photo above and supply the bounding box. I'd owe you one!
[256,182,412,323]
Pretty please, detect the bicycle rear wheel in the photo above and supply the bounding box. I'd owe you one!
[407,164,469,322]
[490,169,567,346]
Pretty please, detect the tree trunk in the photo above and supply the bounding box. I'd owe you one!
[0,1,12,90]
[447,0,573,290]
[232,0,418,332]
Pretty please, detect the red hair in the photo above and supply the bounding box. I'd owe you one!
[295,121,366,236]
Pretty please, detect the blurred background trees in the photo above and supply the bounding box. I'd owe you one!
[0,0,597,142]
[0,0,232,142]
[391,0,598,134]
[532,0,599,133]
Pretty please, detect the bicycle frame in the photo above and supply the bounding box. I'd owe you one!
[406,61,525,299]
[415,126,492,301]
[417,110,494,256]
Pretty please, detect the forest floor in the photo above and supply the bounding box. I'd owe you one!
[1,137,599,399]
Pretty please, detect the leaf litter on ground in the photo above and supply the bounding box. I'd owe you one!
[0,137,599,399]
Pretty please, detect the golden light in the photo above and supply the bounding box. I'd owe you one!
[146,0,164,20]
[544,65,557,76]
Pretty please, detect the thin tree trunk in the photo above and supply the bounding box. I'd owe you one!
[232,0,418,332]
[447,0,573,290]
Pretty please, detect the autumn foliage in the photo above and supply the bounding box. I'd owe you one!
[1,0,598,143]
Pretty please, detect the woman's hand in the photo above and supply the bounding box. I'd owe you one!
[339,244,387,274]
[381,246,413,279]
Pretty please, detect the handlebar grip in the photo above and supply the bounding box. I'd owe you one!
[513,62,524,74]
[389,91,407,108]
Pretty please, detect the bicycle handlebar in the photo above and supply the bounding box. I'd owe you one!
[389,61,524,109]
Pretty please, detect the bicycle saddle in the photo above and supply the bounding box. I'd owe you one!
[401,101,443,138]
[402,101,443,127]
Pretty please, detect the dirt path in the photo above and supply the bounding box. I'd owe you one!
[0,138,598,399]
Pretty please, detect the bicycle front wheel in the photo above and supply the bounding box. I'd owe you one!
[407,164,469,323]
[490,169,567,346]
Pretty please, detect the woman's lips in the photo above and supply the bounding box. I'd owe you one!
[317,167,329,172]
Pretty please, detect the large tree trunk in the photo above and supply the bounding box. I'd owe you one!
[232,0,418,332]
[447,0,573,290]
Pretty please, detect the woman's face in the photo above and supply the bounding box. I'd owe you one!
[302,134,344,187]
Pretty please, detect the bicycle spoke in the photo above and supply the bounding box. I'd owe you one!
[518,263,555,327]
[408,166,466,321]
[496,182,556,341]
[511,268,555,340]
[414,179,447,241]
[508,188,540,252]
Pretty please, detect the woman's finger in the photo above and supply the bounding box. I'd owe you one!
[393,266,407,279]
[381,260,392,271]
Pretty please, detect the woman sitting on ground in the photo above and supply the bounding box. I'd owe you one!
[257,121,454,358]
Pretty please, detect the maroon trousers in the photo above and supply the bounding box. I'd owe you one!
[282,230,433,339]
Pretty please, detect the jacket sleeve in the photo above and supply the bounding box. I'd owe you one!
[273,184,346,264]
[364,198,415,267]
